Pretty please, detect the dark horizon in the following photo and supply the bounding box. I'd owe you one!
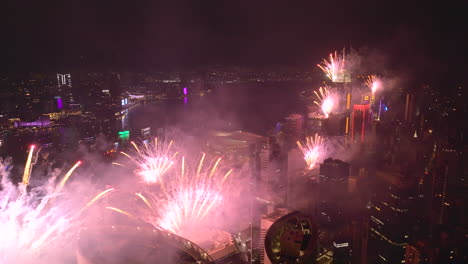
[0,1,466,81]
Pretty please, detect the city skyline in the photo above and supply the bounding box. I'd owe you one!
[0,1,466,264]
[0,1,466,83]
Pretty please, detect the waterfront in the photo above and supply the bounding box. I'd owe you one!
[1,82,310,167]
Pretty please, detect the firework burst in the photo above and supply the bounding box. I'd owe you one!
[314,87,335,118]
[366,75,382,95]
[109,153,233,240]
[0,146,113,263]
[317,51,346,82]
[113,138,178,184]
[297,134,324,170]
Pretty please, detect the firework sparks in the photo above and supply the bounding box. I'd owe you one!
[317,50,346,82]
[366,75,381,95]
[0,153,110,263]
[78,188,115,214]
[115,138,178,184]
[54,161,82,195]
[111,154,233,240]
[22,145,36,186]
[297,134,324,170]
[314,87,335,118]
[105,206,136,219]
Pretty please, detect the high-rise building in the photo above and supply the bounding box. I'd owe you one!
[405,241,432,264]
[368,169,422,264]
[56,73,74,108]
[351,217,369,264]
[57,73,72,87]
[323,113,346,136]
[318,159,350,208]
[305,112,324,135]
[318,159,349,227]
[317,158,352,264]
[286,148,318,214]
[282,113,304,149]
[259,138,272,195]
[351,104,370,142]
[107,72,122,105]
[405,230,467,264]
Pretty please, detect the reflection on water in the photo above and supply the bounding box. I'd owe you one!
[123,83,306,135]
[1,82,308,163]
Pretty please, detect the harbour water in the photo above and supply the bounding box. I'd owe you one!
[1,82,311,167]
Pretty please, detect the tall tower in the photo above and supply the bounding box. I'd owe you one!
[351,104,370,142]
[282,113,304,149]
[317,158,353,264]
[367,170,421,264]
[56,73,74,109]
[57,73,72,87]
[259,139,271,195]
[108,72,122,106]
[317,49,352,139]
[318,158,350,223]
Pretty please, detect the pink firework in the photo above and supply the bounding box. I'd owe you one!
[114,138,178,184]
[0,150,112,263]
[126,154,233,240]
[366,75,382,95]
[317,50,346,82]
[297,134,324,170]
[314,87,335,118]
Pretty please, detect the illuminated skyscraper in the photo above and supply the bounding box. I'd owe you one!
[368,169,423,264]
[351,104,370,142]
[259,139,272,195]
[56,73,74,108]
[57,73,72,87]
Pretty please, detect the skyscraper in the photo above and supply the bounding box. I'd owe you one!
[317,158,352,264]
[351,104,370,142]
[56,73,74,108]
[108,72,122,105]
[282,114,304,149]
[368,169,421,264]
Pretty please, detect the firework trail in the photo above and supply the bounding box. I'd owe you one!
[22,145,37,186]
[317,50,346,82]
[113,138,178,184]
[366,75,381,95]
[314,87,335,118]
[297,134,324,170]
[0,147,113,263]
[109,154,233,241]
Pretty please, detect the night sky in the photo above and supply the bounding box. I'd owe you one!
[0,0,466,77]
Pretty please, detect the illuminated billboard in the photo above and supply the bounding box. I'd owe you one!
[118,130,130,141]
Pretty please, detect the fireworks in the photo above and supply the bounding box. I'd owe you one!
[109,153,233,240]
[114,138,178,184]
[297,134,324,170]
[317,50,346,82]
[22,145,37,186]
[0,147,112,263]
[314,87,335,118]
[366,75,381,95]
